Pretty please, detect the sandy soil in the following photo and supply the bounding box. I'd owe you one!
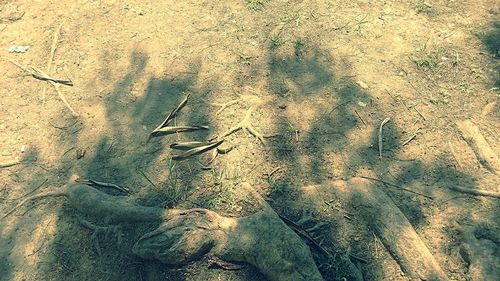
[1,1,499,280]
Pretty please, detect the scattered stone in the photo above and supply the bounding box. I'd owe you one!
[357,80,368,89]
[8,44,30,53]
[76,148,86,159]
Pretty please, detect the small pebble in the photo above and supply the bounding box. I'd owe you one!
[357,101,367,107]
[357,80,368,89]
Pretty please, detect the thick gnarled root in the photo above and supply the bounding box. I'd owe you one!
[133,208,324,281]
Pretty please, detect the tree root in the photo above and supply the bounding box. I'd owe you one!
[133,183,324,281]
[2,182,324,281]
[221,107,266,144]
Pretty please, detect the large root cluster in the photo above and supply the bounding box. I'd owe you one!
[2,182,324,281]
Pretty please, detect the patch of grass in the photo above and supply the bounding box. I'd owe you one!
[319,252,358,281]
[411,45,446,69]
[207,182,236,208]
[412,53,437,68]
[415,1,432,14]
[207,164,244,207]
[164,160,186,205]
[267,178,290,197]
[246,0,267,11]
[428,91,451,105]
[459,83,473,94]
[281,13,302,26]
[294,37,305,57]
[270,35,284,49]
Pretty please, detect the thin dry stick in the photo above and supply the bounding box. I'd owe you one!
[0,158,21,168]
[8,59,78,116]
[448,185,500,199]
[212,100,239,115]
[279,214,367,264]
[53,82,78,116]
[8,179,48,200]
[359,176,433,200]
[401,133,417,147]
[354,110,366,126]
[378,117,391,158]
[1,191,67,219]
[140,170,159,189]
[43,22,64,101]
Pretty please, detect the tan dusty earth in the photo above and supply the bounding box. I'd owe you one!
[0,1,499,280]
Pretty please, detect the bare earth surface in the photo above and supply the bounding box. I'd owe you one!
[1,1,499,280]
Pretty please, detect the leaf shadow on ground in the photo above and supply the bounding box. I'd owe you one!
[41,50,214,281]
[482,21,500,87]
[0,36,497,281]
[263,40,483,280]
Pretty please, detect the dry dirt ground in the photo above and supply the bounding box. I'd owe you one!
[1,1,499,280]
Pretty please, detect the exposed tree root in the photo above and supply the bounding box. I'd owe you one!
[221,106,266,144]
[1,182,324,281]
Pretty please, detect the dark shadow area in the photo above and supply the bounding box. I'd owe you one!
[268,42,333,97]
[480,21,500,87]
[481,21,500,59]
[0,149,43,281]
[264,39,481,280]
[2,32,494,281]
[45,51,213,281]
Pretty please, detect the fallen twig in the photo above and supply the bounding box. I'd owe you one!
[47,22,63,76]
[149,94,190,138]
[29,66,73,86]
[354,110,366,126]
[378,117,391,158]
[0,158,21,168]
[279,214,367,264]
[401,133,417,147]
[359,176,433,200]
[154,125,209,135]
[0,11,25,23]
[212,100,239,115]
[172,140,224,160]
[7,179,48,200]
[170,141,213,150]
[447,185,500,199]
[75,178,129,194]
[139,170,159,189]
[8,59,78,116]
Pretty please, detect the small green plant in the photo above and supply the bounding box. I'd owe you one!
[411,44,445,69]
[208,183,236,207]
[247,0,266,11]
[267,178,289,196]
[165,160,186,204]
[294,37,305,57]
[207,164,243,207]
[416,1,432,14]
[270,35,284,48]
[412,53,436,67]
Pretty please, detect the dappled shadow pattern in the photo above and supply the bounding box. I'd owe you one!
[480,21,500,87]
[45,51,214,281]
[264,40,481,280]
[481,21,500,59]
